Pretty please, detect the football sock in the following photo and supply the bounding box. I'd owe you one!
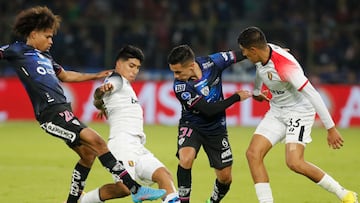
[98,152,140,194]
[209,179,230,203]
[317,173,348,199]
[177,165,192,203]
[66,163,90,203]
[78,188,103,203]
[255,182,273,203]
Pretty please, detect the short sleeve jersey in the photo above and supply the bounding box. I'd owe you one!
[253,43,311,108]
[0,42,66,119]
[102,73,145,141]
[173,51,237,135]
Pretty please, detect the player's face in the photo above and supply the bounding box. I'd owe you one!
[239,45,260,63]
[169,62,195,81]
[27,29,54,51]
[116,58,141,82]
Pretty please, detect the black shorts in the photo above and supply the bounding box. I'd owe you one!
[37,103,87,147]
[176,124,233,169]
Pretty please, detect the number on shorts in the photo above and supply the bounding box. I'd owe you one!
[179,127,193,138]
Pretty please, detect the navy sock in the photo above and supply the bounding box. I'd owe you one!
[66,163,90,203]
[210,179,230,203]
[177,165,192,203]
[98,152,140,193]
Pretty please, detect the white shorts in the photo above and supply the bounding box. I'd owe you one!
[254,105,315,146]
[108,137,165,185]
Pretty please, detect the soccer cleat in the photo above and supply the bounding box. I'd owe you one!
[342,191,358,203]
[131,186,166,203]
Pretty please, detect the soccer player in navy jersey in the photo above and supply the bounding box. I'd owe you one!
[237,26,357,203]
[167,44,252,203]
[0,6,165,203]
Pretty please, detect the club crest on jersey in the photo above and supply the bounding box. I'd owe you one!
[200,86,209,96]
[267,72,273,80]
[128,160,135,167]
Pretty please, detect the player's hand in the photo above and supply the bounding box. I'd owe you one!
[96,109,108,120]
[327,127,344,149]
[99,83,113,93]
[236,90,252,101]
[95,69,113,79]
[252,90,270,102]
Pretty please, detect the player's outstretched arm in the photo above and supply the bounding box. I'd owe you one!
[192,90,252,118]
[57,69,113,82]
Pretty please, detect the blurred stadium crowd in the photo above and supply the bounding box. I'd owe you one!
[0,0,359,83]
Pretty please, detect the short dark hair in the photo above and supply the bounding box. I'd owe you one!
[13,6,61,38]
[167,44,195,65]
[237,26,267,49]
[115,45,144,64]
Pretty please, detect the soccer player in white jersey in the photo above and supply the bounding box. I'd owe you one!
[80,45,180,203]
[237,26,358,203]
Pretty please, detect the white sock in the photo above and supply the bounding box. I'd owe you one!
[162,192,180,203]
[79,188,104,203]
[255,183,273,203]
[317,173,348,199]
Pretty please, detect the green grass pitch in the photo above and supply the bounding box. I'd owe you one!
[0,121,359,202]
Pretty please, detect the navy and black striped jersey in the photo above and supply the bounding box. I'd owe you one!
[0,42,67,120]
[173,51,238,135]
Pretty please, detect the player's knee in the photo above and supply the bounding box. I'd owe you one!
[179,156,194,168]
[246,147,260,162]
[217,176,232,185]
[286,159,304,173]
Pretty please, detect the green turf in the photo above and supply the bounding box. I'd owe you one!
[0,121,359,202]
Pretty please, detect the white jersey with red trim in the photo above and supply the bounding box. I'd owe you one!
[253,43,312,109]
[102,73,146,143]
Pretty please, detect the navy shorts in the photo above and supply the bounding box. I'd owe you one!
[176,124,233,169]
[38,103,87,147]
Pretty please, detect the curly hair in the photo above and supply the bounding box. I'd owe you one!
[13,6,61,38]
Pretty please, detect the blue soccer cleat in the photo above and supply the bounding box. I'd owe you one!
[131,186,166,203]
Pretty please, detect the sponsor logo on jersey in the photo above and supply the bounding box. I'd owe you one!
[270,89,285,95]
[202,61,214,69]
[175,84,186,93]
[186,95,200,106]
[211,77,220,86]
[181,92,191,100]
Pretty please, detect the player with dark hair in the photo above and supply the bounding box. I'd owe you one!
[80,45,180,203]
[0,6,165,203]
[167,44,252,203]
[237,26,358,203]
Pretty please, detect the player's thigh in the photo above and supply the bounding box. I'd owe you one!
[135,149,165,185]
[177,125,201,162]
[254,109,287,146]
[284,109,315,145]
[202,134,233,169]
